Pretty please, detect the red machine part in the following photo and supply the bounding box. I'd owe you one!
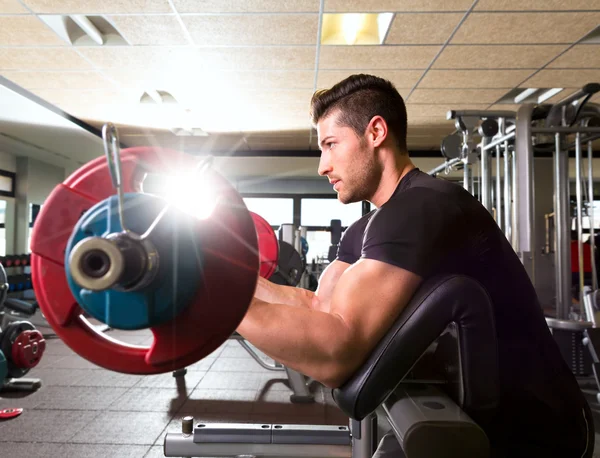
[0,408,23,419]
[30,147,259,374]
[250,212,279,279]
[11,330,46,369]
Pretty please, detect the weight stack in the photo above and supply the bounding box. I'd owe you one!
[552,328,593,376]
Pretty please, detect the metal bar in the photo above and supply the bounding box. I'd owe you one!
[504,143,512,240]
[480,137,492,213]
[481,131,516,152]
[532,127,600,134]
[576,132,585,305]
[351,414,377,458]
[496,145,503,229]
[463,160,471,193]
[164,435,351,457]
[447,110,516,120]
[427,157,461,176]
[515,105,536,282]
[552,83,600,109]
[555,133,571,319]
[589,140,598,290]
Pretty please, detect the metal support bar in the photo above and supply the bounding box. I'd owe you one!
[351,414,378,458]
[515,105,536,282]
[480,137,492,213]
[447,110,516,120]
[532,127,600,134]
[555,133,571,319]
[427,158,461,176]
[495,145,503,229]
[589,140,598,290]
[576,133,585,305]
[504,143,512,241]
[481,131,516,152]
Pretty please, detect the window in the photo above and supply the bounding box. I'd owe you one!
[301,198,363,227]
[305,230,334,263]
[243,198,294,227]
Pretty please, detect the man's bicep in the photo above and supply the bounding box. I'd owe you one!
[330,259,422,361]
[314,260,351,312]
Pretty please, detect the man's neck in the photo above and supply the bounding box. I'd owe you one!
[370,156,415,208]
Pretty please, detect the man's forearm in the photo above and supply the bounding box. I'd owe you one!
[236,297,352,387]
[254,277,316,308]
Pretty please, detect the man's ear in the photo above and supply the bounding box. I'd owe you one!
[366,116,388,147]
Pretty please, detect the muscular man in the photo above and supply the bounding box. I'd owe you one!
[237,74,592,457]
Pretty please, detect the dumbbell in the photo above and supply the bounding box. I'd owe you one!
[0,321,46,379]
[30,143,261,375]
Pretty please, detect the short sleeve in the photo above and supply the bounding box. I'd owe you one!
[361,188,462,277]
[336,212,374,264]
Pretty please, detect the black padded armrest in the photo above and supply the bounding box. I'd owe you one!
[332,275,499,421]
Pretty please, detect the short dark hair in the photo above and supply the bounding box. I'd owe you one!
[310,74,408,152]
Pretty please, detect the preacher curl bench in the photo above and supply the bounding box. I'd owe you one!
[164,274,499,458]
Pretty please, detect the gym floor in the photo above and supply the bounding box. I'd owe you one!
[2,322,600,458]
[0,322,349,457]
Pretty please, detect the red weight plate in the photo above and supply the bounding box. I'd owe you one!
[31,147,259,374]
[11,330,46,369]
[0,408,23,419]
[250,212,279,279]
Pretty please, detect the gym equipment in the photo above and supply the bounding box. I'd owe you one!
[0,348,7,384]
[0,408,23,419]
[251,212,279,279]
[328,219,342,262]
[165,275,506,458]
[269,241,304,287]
[30,123,260,375]
[0,321,45,378]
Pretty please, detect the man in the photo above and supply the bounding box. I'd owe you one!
[236,74,593,457]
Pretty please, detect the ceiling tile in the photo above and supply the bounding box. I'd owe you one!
[1,70,116,90]
[407,117,455,128]
[319,46,440,69]
[106,69,315,91]
[418,70,534,88]
[173,0,320,13]
[547,45,600,69]
[77,47,199,69]
[21,0,171,14]
[451,13,600,44]
[0,16,66,45]
[195,47,316,70]
[408,89,507,104]
[475,0,600,10]
[324,0,473,12]
[385,13,463,45]
[0,0,28,13]
[434,45,567,69]
[182,14,318,46]
[109,15,189,45]
[29,88,133,111]
[0,48,93,70]
[520,70,600,88]
[406,104,489,118]
[317,70,423,89]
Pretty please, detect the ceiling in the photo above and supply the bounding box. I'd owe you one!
[1,0,600,157]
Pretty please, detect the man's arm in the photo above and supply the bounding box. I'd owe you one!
[237,258,422,388]
[253,259,351,310]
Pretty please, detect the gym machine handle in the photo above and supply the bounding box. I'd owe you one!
[552,83,600,110]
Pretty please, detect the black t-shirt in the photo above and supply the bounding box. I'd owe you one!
[337,168,589,457]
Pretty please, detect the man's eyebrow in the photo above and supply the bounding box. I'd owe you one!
[319,136,334,148]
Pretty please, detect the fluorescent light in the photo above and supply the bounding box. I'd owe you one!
[514,88,539,104]
[537,88,564,104]
[321,13,394,45]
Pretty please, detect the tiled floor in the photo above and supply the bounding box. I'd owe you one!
[3,326,600,457]
[0,326,348,458]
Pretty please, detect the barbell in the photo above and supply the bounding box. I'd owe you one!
[30,125,280,375]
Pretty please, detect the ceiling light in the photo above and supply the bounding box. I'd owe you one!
[537,88,564,104]
[71,15,104,45]
[514,88,539,104]
[321,13,394,45]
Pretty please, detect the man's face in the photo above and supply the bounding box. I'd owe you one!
[317,111,381,204]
